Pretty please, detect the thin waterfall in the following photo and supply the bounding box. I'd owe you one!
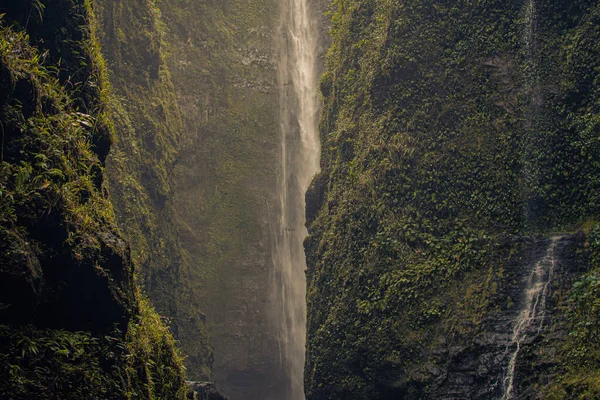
[501,236,561,399]
[271,0,320,399]
[502,2,556,398]
[520,0,540,225]
[523,0,537,59]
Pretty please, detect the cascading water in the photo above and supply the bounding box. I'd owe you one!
[501,236,561,400]
[501,2,558,397]
[271,0,320,399]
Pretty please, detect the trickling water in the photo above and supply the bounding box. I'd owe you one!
[501,236,561,400]
[271,0,320,399]
[520,0,541,225]
[523,0,537,58]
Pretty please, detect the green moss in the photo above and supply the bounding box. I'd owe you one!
[0,2,190,398]
[94,0,213,379]
[305,0,600,398]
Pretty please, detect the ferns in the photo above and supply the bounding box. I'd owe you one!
[32,0,45,20]
[26,0,45,28]
[0,325,125,399]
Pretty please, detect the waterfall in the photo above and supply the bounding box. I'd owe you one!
[271,0,320,398]
[501,236,561,400]
[520,0,541,226]
[523,0,537,58]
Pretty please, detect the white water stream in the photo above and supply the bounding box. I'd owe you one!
[271,0,320,398]
[501,236,560,399]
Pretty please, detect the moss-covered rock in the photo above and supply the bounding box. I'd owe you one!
[94,0,214,380]
[0,0,132,341]
[305,1,600,398]
[157,0,286,396]
[0,2,190,398]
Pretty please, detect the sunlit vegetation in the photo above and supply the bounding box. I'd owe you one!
[0,2,190,398]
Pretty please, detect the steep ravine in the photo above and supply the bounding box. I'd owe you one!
[4,1,600,399]
[154,0,329,398]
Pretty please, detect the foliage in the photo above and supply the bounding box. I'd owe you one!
[0,9,132,333]
[0,325,124,399]
[0,2,190,398]
[543,224,600,399]
[0,301,188,400]
[305,0,600,398]
[125,296,188,400]
[93,0,214,379]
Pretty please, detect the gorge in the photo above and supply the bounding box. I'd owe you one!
[2,0,600,400]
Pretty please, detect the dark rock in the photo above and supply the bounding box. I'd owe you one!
[187,381,230,400]
[420,234,589,399]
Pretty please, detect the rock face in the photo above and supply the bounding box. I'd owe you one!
[413,235,587,400]
[157,0,284,396]
[95,0,214,380]
[304,0,600,398]
[0,1,189,398]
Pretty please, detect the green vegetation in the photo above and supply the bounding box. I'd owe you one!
[125,297,188,400]
[0,299,187,400]
[94,0,213,379]
[544,225,600,398]
[305,0,600,398]
[5,0,600,398]
[0,3,131,335]
[0,325,126,399]
[0,1,191,397]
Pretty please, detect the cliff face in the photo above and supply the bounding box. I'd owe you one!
[159,1,282,395]
[95,0,292,396]
[0,1,190,398]
[305,0,600,398]
[155,1,333,396]
[0,0,132,337]
[155,1,282,398]
[95,0,213,380]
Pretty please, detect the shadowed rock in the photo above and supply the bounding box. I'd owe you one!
[187,381,230,400]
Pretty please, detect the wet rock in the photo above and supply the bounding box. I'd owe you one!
[422,234,588,399]
[187,381,229,400]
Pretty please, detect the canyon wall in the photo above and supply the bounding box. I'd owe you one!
[96,0,214,380]
[158,1,283,397]
[0,0,190,397]
[305,1,600,398]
